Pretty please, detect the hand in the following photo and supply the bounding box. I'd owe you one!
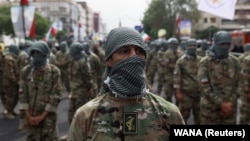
[175,89,183,102]
[220,102,234,118]
[26,116,37,126]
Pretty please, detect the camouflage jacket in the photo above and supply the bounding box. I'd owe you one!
[68,57,94,98]
[173,55,201,93]
[198,54,241,107]
[2,54,19,85]
[67,91,185,141]
[19,64,63,114]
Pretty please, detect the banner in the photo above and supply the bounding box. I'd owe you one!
[11,5,35,38]
[180,20,191,40]
[197,0,238,20]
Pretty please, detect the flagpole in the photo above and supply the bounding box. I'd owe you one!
[21,5,26,38]
[20,0,29,38]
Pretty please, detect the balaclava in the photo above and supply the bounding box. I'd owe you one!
[185,39,197,57]
[211,31,231,60]
[160,39,168,51]
[24,40,34,53]
[201,40,209,52]
[82,41,91,56]
[8,44,20,58]
[168,37,179,52]
[29,41,50,68]
[59,41,68,52]
[103,27,147,99]
[70,42,87,61]
[243,43,250,52]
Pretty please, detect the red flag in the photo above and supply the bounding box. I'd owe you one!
[176,13,181,36]
[20,0,29,5]
[29,16,35,38]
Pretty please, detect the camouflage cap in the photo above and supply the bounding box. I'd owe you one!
[103,27,147,61]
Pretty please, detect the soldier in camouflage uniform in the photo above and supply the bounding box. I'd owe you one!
[163,37,182,102]
[173,39,201,124]
[239,54,250,124]
[3,44,20,119]
[67,42,95,125]
[67,27,185,141]
[82,41,102,94]
[198,31,241,124]
[156,39,168,95]
[238,43,250,64]
[17,40,34,130]
[0,43,6,114]
[55,41,71,95]
[145,40,159,91]
[19,41,63,140]
[196,39,210,57]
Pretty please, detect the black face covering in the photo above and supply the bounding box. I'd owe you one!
[105,56,146,99]
[31,52,47,68]
[212,31,231,60]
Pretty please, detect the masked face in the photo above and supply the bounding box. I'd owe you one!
[31,50,47,68]
[214,42,230,59]
[185,44,197,57]
[107,56,146,99]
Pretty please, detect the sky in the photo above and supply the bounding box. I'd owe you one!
[76,0,151,32]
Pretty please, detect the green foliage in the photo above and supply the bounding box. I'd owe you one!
[195,26,220,40]
[142,0,200,40]
[0,5,50,39]
[56,30,67,42]
[0,6,14,35]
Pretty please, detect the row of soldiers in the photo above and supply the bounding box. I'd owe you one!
[0,39,106,140]
[145,31,250,125]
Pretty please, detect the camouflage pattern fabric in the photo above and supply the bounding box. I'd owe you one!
[19,64,63,140]
[198,54,241,124]
[67,91,185,141]
[3,53,19,114]
[55,48,71,93]
[173,55,201,124]
[156,49,167,95]
[68,57,94,124]
[0,52,6,108]
[162,48,181,102]
[239,55,250,124]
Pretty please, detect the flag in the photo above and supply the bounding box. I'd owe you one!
[44,20,62,41]
[176,13,181,36]
[11,5,35,38]
[45,24,57,42]
[29,16,35,38]
[141,32,150,41]
[197,0,238,20]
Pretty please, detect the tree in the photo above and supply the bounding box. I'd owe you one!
[195,26,220,40]
[0,5,50,39]
[142,0,201,40]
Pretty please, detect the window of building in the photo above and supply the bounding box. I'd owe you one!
[210,17,216,23]
[59,7,66,12]
[204,18,207,23]
[41,7,49,11]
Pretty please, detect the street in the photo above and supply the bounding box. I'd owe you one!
[0,74,241,140]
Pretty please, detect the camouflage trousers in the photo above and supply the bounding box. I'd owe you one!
[239,97,250,124]
[163,82,174,103]
[25,113,59,141]
[200,97,237,125]
[157,72,165,95]
[177,93,200,125]
[3,84,18,113]
[68,96,91,124]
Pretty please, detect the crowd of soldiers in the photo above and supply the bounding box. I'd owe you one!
[0,29,250,140]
